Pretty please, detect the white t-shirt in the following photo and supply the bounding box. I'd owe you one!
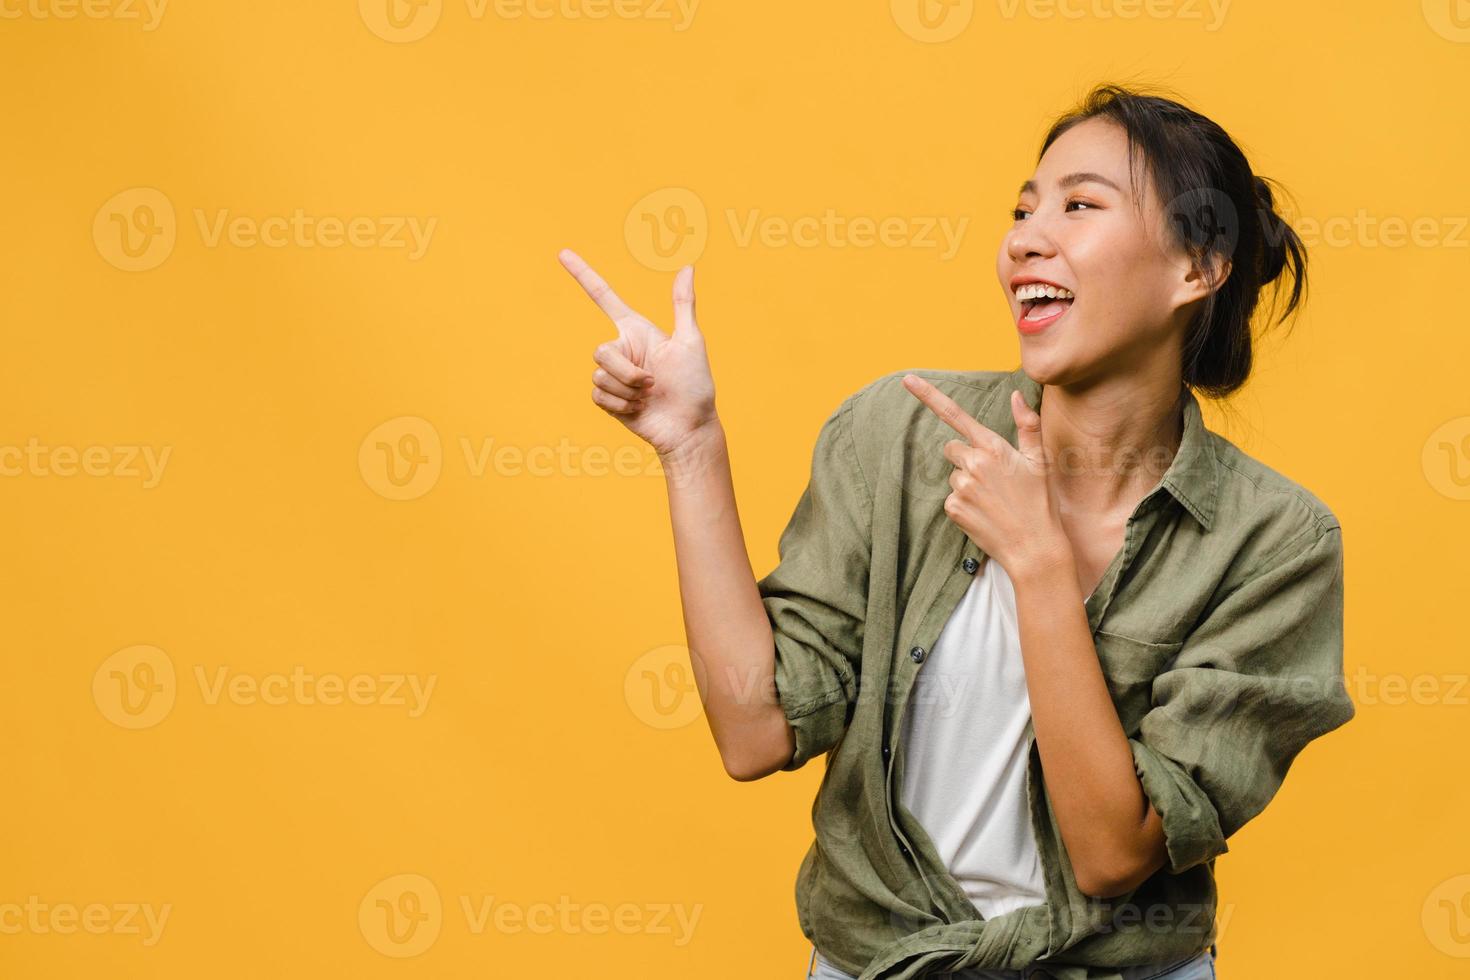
[897,555,1087,919]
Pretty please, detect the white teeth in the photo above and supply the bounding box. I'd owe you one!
[1014,283,1075,301]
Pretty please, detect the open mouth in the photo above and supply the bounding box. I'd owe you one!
[1015,282,1075,329]
[1021,297,1074,322]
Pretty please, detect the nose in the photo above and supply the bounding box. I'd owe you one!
[1005,209,1060,265]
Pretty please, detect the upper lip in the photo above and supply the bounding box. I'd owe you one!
[1010,274,1074,296]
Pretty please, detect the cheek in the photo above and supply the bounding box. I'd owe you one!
[1067,222,1168,307]
[1068,221,1138,279]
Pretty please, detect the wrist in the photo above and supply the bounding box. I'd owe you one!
[658,419,727,484]
[1010,535,1077,593]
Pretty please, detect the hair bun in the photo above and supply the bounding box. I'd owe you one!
[1254,178,1290,284]
[1253,174,1279,211]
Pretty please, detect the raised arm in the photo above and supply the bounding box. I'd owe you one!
[559,249,795,780]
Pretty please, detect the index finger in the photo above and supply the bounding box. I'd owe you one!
[902,373,1007,452]
[559,248,634,322]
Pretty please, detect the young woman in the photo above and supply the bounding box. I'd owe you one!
[558,84,1356,980]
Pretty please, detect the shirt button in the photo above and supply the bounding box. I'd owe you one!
[909,646,926,663]
[962,556,979,574]
[882,744,891,760]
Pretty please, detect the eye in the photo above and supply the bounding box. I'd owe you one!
[1011,197,1099,221]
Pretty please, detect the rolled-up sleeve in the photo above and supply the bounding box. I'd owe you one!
[1129,521,1356,873]
[756,393,873,772]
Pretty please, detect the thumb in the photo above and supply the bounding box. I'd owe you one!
[1011,390,1046,468]
[672,264,702,340]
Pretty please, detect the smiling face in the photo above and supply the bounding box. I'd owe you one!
[996,115,1221,386]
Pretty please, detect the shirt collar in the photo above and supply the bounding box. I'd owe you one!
[987,364,1219,531]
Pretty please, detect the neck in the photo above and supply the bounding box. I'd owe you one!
[1038,375,1185,517]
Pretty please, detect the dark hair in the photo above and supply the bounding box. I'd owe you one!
[1039,82,1308,399]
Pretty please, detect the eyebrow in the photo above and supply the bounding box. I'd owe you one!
[1017,172,1124,196]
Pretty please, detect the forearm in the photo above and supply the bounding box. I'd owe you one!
[1011,555,1166,895]
[659,421,794,780]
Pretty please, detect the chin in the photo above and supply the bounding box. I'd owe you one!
[1016,352,1061,383]
[1017,350,1092,390]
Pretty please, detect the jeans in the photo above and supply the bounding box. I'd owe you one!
[806,944,1217,980]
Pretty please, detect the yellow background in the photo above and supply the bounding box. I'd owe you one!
[2,0,1468,976]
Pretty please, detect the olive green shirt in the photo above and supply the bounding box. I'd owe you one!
[756,364,1355,980]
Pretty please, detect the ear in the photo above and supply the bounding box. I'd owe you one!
[1177,251,1232,307]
